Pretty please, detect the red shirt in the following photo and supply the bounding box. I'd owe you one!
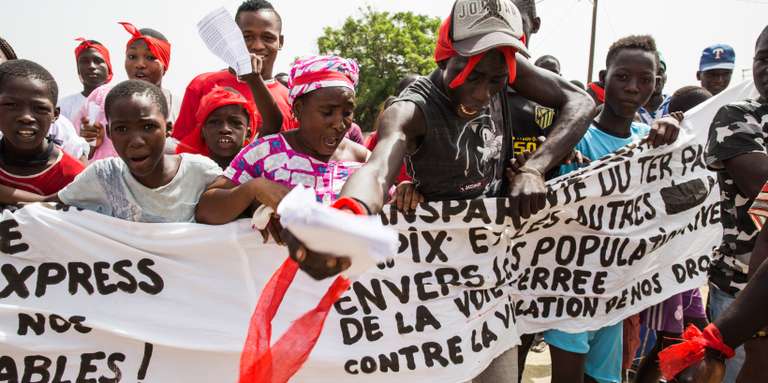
[172,70,297,141]
[0,149,84,196]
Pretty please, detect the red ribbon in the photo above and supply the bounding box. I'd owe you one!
[658,324,736,380]
[238,258,350,383]
[119,22,171,71]
[588,82,605,104]
[74,38,113,83]
[433,17,522,89]
[239,199,362,382]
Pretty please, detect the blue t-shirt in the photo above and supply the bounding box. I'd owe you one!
[560,121,651,176]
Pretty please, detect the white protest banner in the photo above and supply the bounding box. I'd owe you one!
[0,82,755,382]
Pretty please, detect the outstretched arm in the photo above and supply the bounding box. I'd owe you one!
[0,185,48,204]
[338,101,425,213]
[195,176,289,225]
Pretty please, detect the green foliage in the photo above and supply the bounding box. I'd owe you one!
[317,7,440,131]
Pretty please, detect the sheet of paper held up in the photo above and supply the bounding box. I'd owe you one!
[197,7,252,76]
[277,186,399,279]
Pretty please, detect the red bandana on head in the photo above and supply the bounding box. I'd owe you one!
[119,22,171,71]
[176,86,256,157]
[434,17,524,89]
[74,38,113,83]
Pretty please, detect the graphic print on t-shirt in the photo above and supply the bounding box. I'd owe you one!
[455,112,504,195]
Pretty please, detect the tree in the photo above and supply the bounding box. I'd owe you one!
[318,7,441,132]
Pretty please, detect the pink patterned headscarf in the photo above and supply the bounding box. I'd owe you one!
[287,55,359,105]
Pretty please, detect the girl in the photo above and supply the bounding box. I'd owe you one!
[195,55,369,224]
[74,22,175,161]
[175,86,255,169]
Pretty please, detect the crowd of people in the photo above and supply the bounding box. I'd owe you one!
[0,0,766,382]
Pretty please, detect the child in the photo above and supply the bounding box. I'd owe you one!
[543,35,673,383]
[175,86,255,169]
[57,80,221,223]
[196,55,369,223]
[58,39,112,121]
[0,60,84,203]
[667,85,713,116]
[74,22,175,161]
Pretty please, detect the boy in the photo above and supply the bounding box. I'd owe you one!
[543,35,669,383]
[0,59,84,203]
[57,80,221,223]
[58,39,112,121]
[667,86,713,116]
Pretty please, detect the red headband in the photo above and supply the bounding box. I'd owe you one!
[74,38,113,83]
[176,87,256,156]
[434,17,523,89]
[119,22,171,71]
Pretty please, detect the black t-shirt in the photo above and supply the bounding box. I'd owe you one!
[397,70,511,201]
[506,88,559,180]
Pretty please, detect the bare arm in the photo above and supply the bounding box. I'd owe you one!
[239,54,283,138]
[716,226,768,348]
[723,153,768,199]
[0,185,47,204]
[338,101,425,213]
[511,55,595,174]
[195,175,289,224]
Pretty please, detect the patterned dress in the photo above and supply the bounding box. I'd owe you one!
[224,134,362,205]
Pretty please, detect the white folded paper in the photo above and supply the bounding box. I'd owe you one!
[197,7,252,76]
[277,186,399,278]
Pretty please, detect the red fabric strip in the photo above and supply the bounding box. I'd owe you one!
[238,258,351,383]
[119,22,171,71]
[74,38,113,83]
[589,82,605,103]
[658,324,735,380]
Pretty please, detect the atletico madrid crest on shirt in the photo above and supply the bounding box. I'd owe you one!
[535,105,555,129]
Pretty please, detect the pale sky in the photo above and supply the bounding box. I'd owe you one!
[2,0,766,102]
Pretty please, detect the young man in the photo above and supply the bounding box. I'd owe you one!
[287,0,595,381]
[701,28,768,383]
[172,0,296,143]
[58,39,112,121]
[542,35,672,383]
[697,44,736,96]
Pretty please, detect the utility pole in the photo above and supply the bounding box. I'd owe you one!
[587,0,598,83]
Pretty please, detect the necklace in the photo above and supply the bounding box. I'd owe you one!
[459,104,479,117]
